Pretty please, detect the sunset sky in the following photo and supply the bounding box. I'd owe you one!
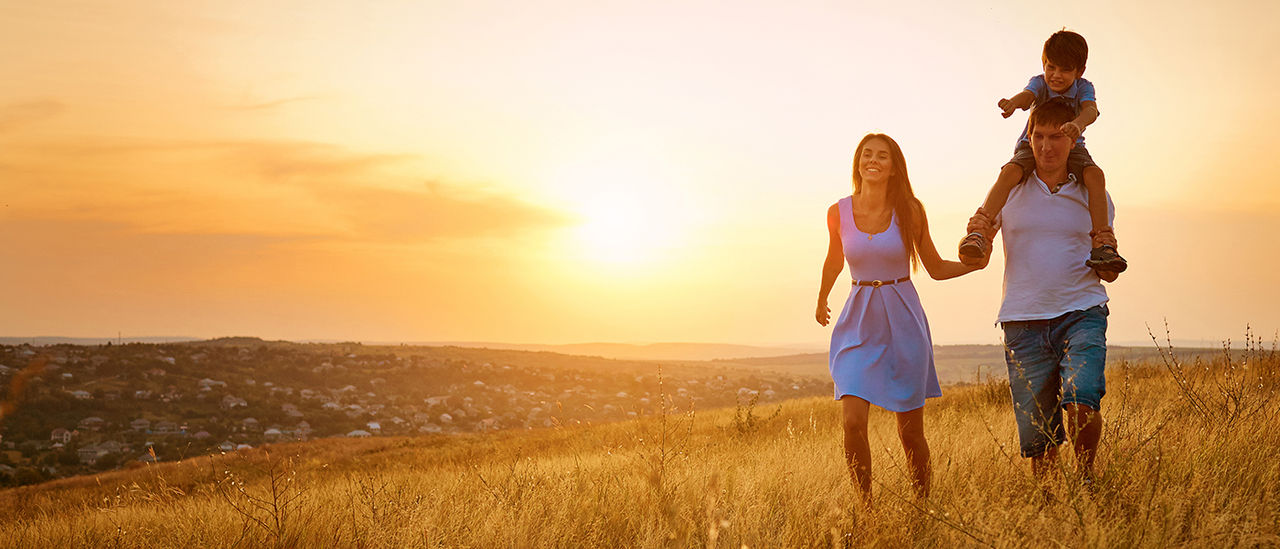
[3,1,1278,348]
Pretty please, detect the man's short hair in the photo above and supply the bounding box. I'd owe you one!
[1043,30,1088,71]
[1027,97,1076,132]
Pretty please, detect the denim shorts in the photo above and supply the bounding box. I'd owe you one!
[1001,304,1108,458]
[1004,141,1099,182]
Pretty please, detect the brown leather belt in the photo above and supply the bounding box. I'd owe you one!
[852,276,910,287]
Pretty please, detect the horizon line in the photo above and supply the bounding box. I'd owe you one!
[0,335,1228,350]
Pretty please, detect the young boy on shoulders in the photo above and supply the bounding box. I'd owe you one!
[960,29,1127,272]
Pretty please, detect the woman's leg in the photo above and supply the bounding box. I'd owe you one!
[895,406,931,498]
[840,396,872,502]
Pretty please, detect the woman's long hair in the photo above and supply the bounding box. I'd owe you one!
[850,133,924,272]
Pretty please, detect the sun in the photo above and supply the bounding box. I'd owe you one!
[544,144,698,269]
[573,188,679,266]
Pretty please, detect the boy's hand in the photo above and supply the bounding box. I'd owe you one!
[1061,121,1083,141]
[998,98,1017,118]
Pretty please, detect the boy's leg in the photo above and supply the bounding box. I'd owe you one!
[961,146,1032,259]
[1081,166,1112,242]
[1075,157,1128,272]
[980,164,1023,216]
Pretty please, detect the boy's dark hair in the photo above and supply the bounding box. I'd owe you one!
[1027,97,1077,131]
[1043,30,1088,71]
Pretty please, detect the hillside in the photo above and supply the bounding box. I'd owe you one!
[0,341,828,487]
[0,343,1275,547]
[0,339,1228,489]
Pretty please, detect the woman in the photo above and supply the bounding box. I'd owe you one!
[815,133,982,502]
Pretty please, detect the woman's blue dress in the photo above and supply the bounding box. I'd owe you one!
[829,196,942,412]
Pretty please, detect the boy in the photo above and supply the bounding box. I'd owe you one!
[959,30,1127,273]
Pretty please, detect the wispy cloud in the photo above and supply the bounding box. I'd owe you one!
[0,100,64,133]
[0,136,571,244]
[219,95,324,111]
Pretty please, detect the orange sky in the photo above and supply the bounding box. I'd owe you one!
[2,1,1278,347]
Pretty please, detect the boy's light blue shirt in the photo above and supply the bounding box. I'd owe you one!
[1015,75,1096,146]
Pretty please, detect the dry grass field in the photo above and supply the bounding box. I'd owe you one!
[0,336,1276,548]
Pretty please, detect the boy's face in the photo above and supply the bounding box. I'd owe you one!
[1042,57,1083,94]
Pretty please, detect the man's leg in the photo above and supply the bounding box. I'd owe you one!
[1002,320,1066,463]
[1056,305,1109,480]
[1065,403,1102,478]
[1030,444,1059,478]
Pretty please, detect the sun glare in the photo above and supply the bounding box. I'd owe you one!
[543,143,700,270]
[573,189,678,266]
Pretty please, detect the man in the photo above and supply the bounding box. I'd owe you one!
[965,97,1122,480]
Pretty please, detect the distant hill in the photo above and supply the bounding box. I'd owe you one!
[176,336,302,348]
[415,341,826,361]
[709,344,1222,384]
[0,336,199,346]
[0,338,824,361]
[4,336,1227,363]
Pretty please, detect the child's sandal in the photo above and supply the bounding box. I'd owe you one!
[1085,245,1128,273]
[958,232,988,259]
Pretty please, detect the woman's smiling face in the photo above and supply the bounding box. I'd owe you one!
[857,137,893,185]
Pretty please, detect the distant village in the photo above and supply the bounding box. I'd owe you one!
[0,340,827,487]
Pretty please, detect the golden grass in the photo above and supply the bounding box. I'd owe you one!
[0,347,1277,548]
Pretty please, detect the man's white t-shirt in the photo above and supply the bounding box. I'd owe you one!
[997,171,1113,323]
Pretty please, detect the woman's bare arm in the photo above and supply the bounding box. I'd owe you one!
[915,202,986,280]
[816,204,844,326]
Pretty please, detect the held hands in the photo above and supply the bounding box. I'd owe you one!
[960,209,995,268]
[1061,121,1083,141]
[998,98,1018,118]
[960,250,991,268]
[816,300,831,326]
[960,250,992,269]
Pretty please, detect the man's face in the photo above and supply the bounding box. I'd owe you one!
[1029,121,1075,174]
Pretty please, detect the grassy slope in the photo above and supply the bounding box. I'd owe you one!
[0,351,1277,547]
